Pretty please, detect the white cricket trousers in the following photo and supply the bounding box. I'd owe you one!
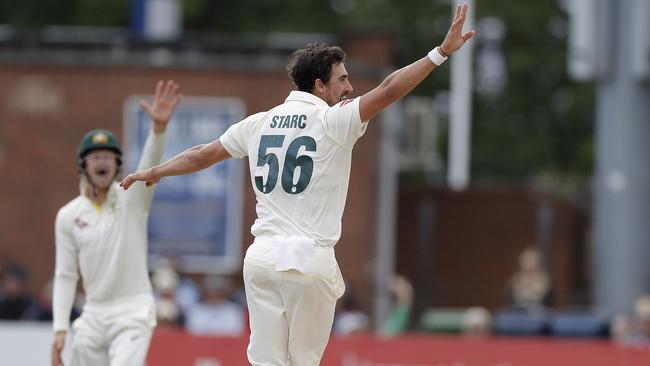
[243,238,345,366]
[69,293,156,366]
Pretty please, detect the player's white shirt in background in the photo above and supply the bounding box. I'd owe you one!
[220,91,367,248]
[52,128,166,332]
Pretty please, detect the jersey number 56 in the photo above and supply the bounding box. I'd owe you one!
[255,135,316,195]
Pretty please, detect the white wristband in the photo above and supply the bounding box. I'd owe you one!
[427,47,448,66]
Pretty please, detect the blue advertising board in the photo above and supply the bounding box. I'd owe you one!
[123,96,245,273]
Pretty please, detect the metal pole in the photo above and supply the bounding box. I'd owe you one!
[374,102,400,329]
[593,0,650,313]
[448,0,475,191]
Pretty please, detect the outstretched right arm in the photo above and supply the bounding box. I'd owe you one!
[120,138,232,190]
[359,3,475,122]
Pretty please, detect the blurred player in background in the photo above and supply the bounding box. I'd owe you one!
[120,4,474,365]
[51,81,182,366]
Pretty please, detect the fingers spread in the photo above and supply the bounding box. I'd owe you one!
[154,80,164,102]
[161,80,173,99]
[139,99,152,114]
[451,14,464,32]
[462,30,476,42]
[172,93,183,108]
[450,3,469,33]
[162,80,177,100]
[461,3,468,19]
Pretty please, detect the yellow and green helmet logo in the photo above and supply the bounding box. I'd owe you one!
[77,129,122,162]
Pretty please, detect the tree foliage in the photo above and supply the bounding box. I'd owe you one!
[471,1,594,186]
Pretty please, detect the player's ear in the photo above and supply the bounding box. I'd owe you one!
[314,78,325,93]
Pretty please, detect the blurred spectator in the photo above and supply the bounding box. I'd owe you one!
[228,270,248,309]
[29,279,56,321]
[176,276,201,313]
[611,294,650,344]
[634,295,650,341]
[165,256,201,313]
[507,246,551,309]
[333,282,369,335]
[0,264,37,320]
[380,274,414,337]
[462,307,492,336]
[611,314,634,343]
[151,262,184,327]
[185,275,245,336]
[334,311,369,335]
[22,279,60,321]
[20,277,82,322]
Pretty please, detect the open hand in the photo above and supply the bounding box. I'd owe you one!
[140,80,183,133]
[440,3,476,55]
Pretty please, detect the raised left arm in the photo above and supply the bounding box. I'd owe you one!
[126,80,182,210]
[359,3,475,122]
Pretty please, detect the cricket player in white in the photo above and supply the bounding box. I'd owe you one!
[51,80,182,366]
[120,5,474,365]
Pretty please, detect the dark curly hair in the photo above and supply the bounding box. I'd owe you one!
[287,43,346,93]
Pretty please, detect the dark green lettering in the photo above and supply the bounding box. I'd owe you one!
[298,115,307,129]
[254,135,317,194]
[255,135,285,193]
[282,136,317,194]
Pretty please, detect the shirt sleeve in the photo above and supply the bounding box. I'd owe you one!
[323,97,368,149]
[126,126,166,211]
[52,208,79,332]
[220,112,265,158]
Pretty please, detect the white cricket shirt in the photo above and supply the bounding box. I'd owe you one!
[220,91,368,247]
[52,128,165,332]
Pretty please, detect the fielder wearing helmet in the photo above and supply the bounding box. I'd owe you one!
[52,80,182,366]
[76,129,123,198]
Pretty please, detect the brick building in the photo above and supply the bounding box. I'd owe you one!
[0,29,393,319]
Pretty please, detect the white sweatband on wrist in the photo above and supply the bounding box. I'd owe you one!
[427,47,448,66]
